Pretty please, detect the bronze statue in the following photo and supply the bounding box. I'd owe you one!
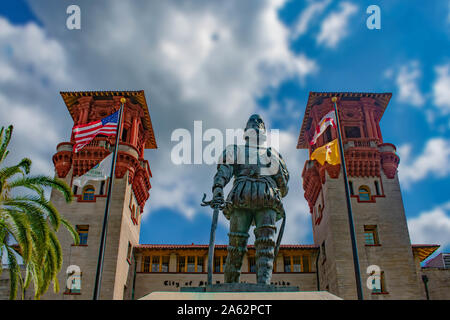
[210,114,289,285]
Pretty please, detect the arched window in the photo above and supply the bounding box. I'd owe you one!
[358,186,371,201]
[82,186,95,201]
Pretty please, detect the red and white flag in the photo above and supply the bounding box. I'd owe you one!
[72,110,119,153]
[310,110,337,145]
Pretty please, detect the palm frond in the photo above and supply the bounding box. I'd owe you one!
[0,125,13,164]
[8,176,72,203]
[60,217,80,245]
[5,245,22,300]
[1,210,32,263]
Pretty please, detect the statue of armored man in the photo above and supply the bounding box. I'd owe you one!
[211,114,289,285]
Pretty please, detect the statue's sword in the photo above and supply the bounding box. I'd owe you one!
[201,193,227,286]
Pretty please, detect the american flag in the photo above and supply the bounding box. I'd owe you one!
[72,110,120,153]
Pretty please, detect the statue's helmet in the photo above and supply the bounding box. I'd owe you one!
[244,114,267,145]
[245,114,266,134]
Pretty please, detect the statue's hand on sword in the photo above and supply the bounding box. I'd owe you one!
[201,187,226,209]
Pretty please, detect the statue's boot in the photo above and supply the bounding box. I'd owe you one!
[224,232,249,283]
[254,225,276,285]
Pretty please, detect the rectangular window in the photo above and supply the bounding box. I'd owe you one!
[177,256,185,273]
[142,256,150,272]
[372,271,386,293]
[73,185,78,195]
[214,257,221,273]
[151,256,160,272]
[344,126,361,138]
[100,180,105,195]
[284,256,291,272]
[349,181,354,195]
[65,270,81,294]
[302,255,310,272]
[374,181,380,195]
[161,256,169,272]
[122,128,128,142]
[197,256,204,273]
[324,126,332,143]
[293,256,301,272]
[364,225,379,245]
[76,225,89,245]
[248,257,256,273]
[187,256,196,272]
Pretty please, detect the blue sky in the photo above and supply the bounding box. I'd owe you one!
[0,0,449,258]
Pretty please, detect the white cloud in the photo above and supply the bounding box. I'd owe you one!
[408,201,450,248]
[432,63,450,114]
[316,1,358,48]
[277,130,311,243]
[398,138,450,187]
[292,0,331,39]
[0,17,73,176]
[14,0,317,245]
[0,18,68,84]
[395,61,426,107]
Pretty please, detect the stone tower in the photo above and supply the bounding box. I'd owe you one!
[44,91,156,300]
[298,92,423,300]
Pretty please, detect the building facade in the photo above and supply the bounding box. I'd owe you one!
[1,91,448,300]
[297,92,448,300]
[42,90,157,300]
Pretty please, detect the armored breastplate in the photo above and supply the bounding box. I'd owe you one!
[235,164,262,178]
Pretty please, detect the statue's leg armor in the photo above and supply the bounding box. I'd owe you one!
[224,209,252,283]
[254,209,277,285]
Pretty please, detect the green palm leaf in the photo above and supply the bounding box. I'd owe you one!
[0,124,77,299]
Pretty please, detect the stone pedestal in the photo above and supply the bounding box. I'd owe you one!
[180,283,299,292]
[140,291,341,300]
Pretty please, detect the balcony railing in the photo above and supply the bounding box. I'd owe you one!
[344,138,379,150]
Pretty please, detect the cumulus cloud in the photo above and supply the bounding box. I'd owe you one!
[408,201,450,249]
[0,17,73,175]
[276,130,311,243]
[292,0,330,39]
[2,0,318,244]
[316,1,358,48]
[432,63,450,114]
[395,61,426,107]
[398,138,450,187]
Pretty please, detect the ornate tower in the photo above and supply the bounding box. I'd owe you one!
[298,92,423,300]
[45,91,156,300]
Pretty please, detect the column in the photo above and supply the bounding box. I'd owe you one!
[276,255,284,272]
[169,253,177,272]
[131,117,139,146]
[364,106,373,139]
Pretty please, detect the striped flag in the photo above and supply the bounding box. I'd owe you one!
[72,110,119,153]
[310,110,337,145]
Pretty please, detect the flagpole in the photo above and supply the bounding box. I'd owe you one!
[93,98,125,300]
[331,96,364,300]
